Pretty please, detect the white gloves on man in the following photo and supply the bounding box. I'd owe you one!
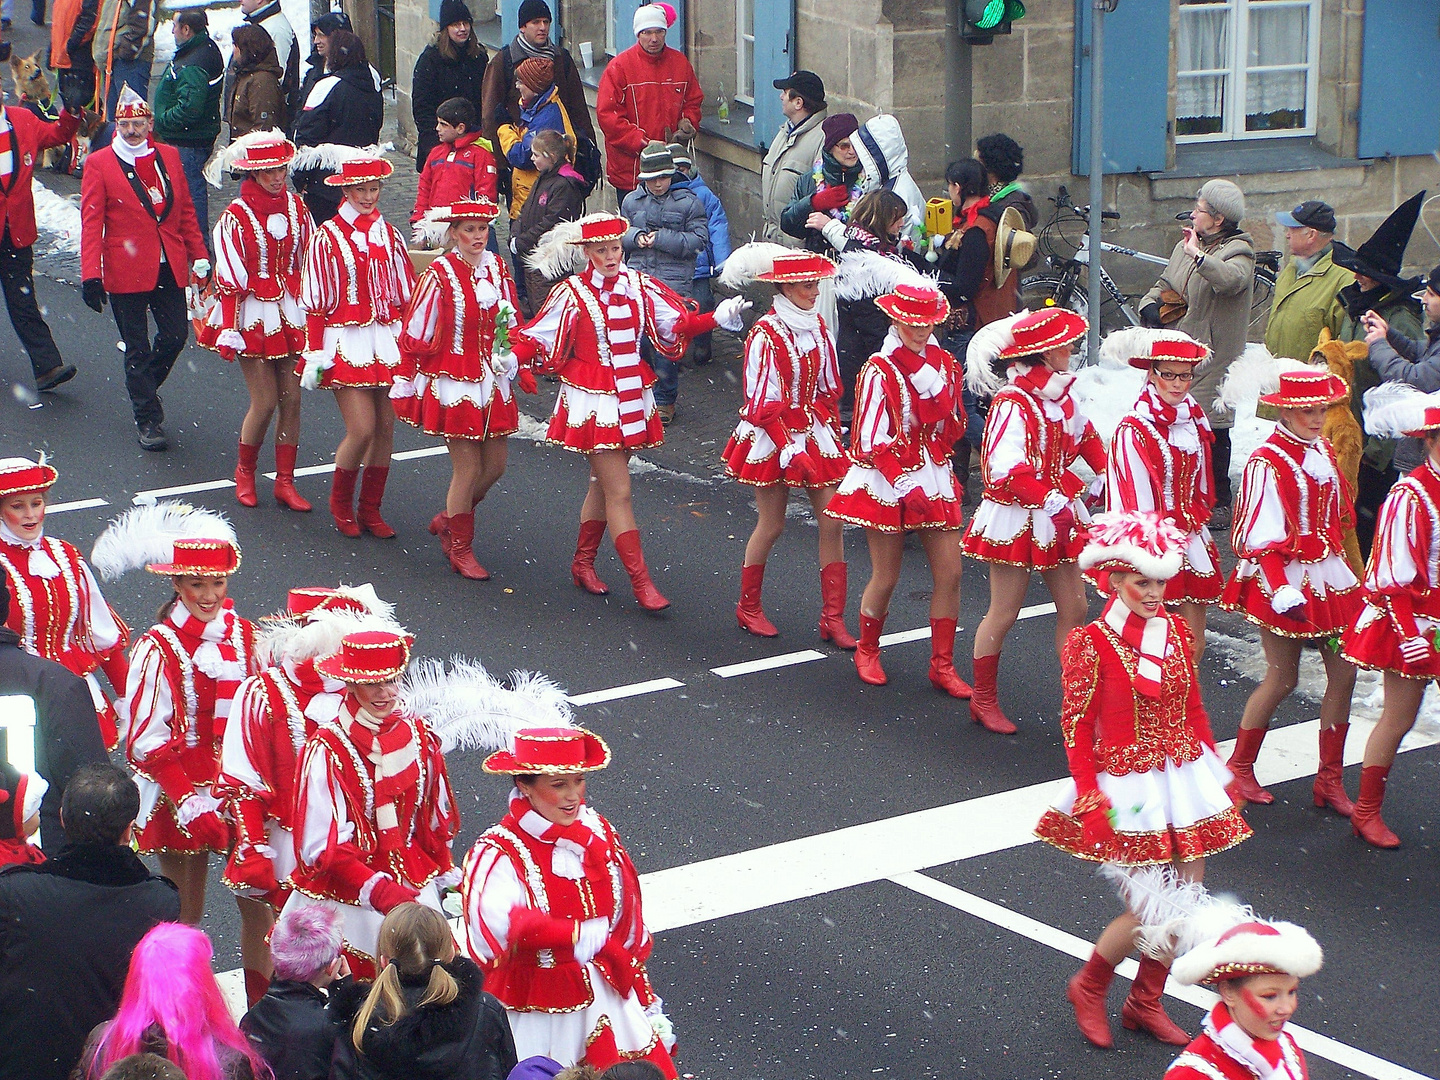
[192,259,211,279]
[1399,635,1432,664]
[714,296,753,332]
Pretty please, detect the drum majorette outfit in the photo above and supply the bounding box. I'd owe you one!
[0,458,130,749]
[202,132,316,515]
[123,539,256,855]
[462,728,677,1077]
[0,764,47,869]
[286,630,459,977]
[1102,329,1222,605]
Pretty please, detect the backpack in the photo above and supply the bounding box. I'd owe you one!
[572,133,602,196]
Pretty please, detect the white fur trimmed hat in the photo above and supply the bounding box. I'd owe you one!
[633,2,671,34]
[1078,510,1187,581]
[1172,919,1324,986]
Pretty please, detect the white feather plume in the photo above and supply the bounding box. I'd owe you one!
[1212,344,1308,413]
[207,129,292,188]
[90,501,237,581]
[717,241,791,290]
[289,141,394,174]
[525,218,585,279]
[1096,326,1208,370]
[412,206,453,250]
[254,609,406,670]
[1101,864,1253,960]
[1361,381,1440,438]
[831,250,935,302]
[399,657,573,754]
[964,309,1029,396]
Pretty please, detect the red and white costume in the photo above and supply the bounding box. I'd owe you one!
[721,297,849,488]
[1166,1003,1308,1080]
[394,248,524,439]
[825,329,965,532]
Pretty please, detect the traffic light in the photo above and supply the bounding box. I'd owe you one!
[962,0,1026,43]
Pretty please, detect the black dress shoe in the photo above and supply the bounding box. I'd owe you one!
[35,364,76,392]
[137,422,169,451]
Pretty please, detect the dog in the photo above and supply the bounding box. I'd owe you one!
[9,51,101,174]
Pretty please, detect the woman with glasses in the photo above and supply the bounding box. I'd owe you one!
[1102,329,1221,656]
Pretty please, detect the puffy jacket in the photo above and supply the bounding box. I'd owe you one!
[620,181,707,296]
[1264,245,1352,360]
[675,171,731,279]
[1368,323,1440,474]
[514,162,587,257]
[852,113,925,234]
[480,38,594,150]
[50,0,98,71]
[91,0,157,68]
[240,979,337,1080]
[595,44,702,190]
[293,62,383,149]
[761,107,826,246]
[412,131,499,221]
[497,88,572,219]
[410,41,488,169]
[152,32,224,147]
[780,149,864,254]
[226,44,286,139]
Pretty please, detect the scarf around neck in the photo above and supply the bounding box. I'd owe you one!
[240,177,293,240]
[1011,362,1077,420]
[0,521,60,579]
[1135,382,1213,451]
[882,328,953,424]
[344,697,421,852]
[513,34,556,61]
[771,292,821,334]
[506,788,612,882]
[585,267,650,445]
[168,599,246,728]
[1102,594,1168,698]
[340,202,402,315]
[112,134,156,166]
[1202,1002,1305,1080]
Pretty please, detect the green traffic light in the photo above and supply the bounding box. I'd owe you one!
[973,0,1006,29]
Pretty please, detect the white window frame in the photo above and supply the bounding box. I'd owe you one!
[606,1,619,58]
[735,0,755,105]
[1175,0,1321,144]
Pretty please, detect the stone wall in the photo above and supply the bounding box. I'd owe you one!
[392,0,434,154]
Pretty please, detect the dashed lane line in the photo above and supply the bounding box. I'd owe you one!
[712,649,827,678]
[45,498,107,514]
[566,677,686,707]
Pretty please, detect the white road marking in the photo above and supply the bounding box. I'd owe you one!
[567,677,686,707]
[711,649,827,678]
[1019,601,1058,619]
[44,498,107,514]
[132,479,235,501]
[878,626,931,646]
[891,871,1435,1080]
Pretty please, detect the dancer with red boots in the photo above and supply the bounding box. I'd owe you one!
[824,284,968,695]
[299,152,416,539]
[1035,510,1251,1050]
[1220,368,1362,813]
[717,243,854,646]
[1102,328,1221,656]
[962,308,1105,734]
[1341,389,1440,847]
[204,131,316,514]
[0,456,130,748]
[395,198,531,581]
[513,212,748,611]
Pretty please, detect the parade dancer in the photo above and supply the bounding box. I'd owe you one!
[962,308,1105,733]
[1341,388,1440,847]
[1036,510,1251,1050]
[286,629,459,977]
[0,457,130,748]
[299,151,416,539]
[204,131,316,513]
[513,212,749,611]
[1102,328,1221,657]
[1220,368,1362,812]
[462,726,677,1076]
[825,284,969,693]
[395,198,532,581]
[717,243,853,646]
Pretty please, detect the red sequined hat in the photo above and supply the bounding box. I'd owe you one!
[227,132,297,171]
[145,538,242,577]
[323,156,395,187]
[1109,328,1210,370]
[998,307,1088,359]
[0,457,58,499]
[758,252,836,283]
[1402,406,1440,438]
[873,283,950,327]
[1078,511,1188,582]
[113,84,151,120]
[285,586,371,618]
[1258,368,1348,409]
[315,629,412,683]
[572,214,629,244]
[483,726,612,774]
[431,198,501,223]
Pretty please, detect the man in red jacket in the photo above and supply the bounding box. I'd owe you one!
[0,91,83,394]
[80,86,209,451]
[595,2,701,204]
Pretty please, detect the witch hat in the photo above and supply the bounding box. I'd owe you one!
[1332,190,1426,293]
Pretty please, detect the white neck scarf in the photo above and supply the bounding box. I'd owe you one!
[0,521,59,578]
[112,135,155,166]
[771,292,821,334]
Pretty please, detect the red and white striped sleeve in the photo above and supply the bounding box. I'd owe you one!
[848,363,895,464]
[299,228,341,316]
[212,209,250,296]
[460,840,528,965]
[1366,483,1422,595]
[740,330,784,422]
[1230,455,1290,561]
[1107,420,1160,514]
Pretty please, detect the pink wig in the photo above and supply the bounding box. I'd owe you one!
[270,905,343,982]
[98,924,271,1080]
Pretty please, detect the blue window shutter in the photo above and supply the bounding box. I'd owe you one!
[612,0,686,53]
[1072,0,1169,175]
[1359,3,1440,158]
[428,0,442,21]
[751,1,795,151]
[500,0,521,42]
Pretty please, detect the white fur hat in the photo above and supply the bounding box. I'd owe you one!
[1172,919,1324,986]
[1078,510,1187,582]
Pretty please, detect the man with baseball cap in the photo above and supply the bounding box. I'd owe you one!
[1265,198,1352,361]
[761,70,828,246]
[1362,264,1440,478]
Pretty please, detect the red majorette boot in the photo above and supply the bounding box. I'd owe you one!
[234,441,260,507]
[273,444,312,511]
[969,654,1016,734]
[1120,955,1189,1045]
[1312,722,1354,816]
[855,613,887,685]
[356,466,396,539]
[329,466,361,538]
[927,617,973,698]
[429,512,450,555]
[614,530,669,611]
[1351,765,1401,848]
[737,563,779,636]
[817,562,857,649]
[1068,951,1116,1048]
[446,512,490,580]
[571,519,609,595]
[1226,726,1274,805]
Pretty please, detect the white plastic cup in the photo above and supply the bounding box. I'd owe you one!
[579,41,594,68]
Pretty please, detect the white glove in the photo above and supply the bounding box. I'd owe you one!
[1086,474,1106,500]
[575,917,609,965]
[177,789,223,827]
[191,259,211,279]
[1399,635,1432,664]
[300,351,332,391]
[892,472,919,498]
[1042,491,1070,516]
[1270,584,1306,616]
[491,350,519,379]
[820,217,848,250]
[714,296,753,332]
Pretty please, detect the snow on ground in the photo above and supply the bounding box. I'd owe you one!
[32,179,81,256]
[156,0,313,68]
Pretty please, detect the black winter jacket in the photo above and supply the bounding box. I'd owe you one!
[411,43,488,169]
[515,164,588,257]
[241,979,337,1080]
[0,843,180,1080]
[0,627,106,852]
[328,958,517,1080]
[292,62,383,150]
[779,149,864,253]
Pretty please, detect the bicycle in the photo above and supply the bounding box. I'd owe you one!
[1018,186,1279,365]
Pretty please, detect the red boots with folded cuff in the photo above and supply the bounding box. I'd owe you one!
[1068,951,1189,1050]
[236,442,311,511]
[330,466,394,538]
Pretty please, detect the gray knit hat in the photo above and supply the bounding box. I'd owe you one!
[1196,179,1246,226]
[637,141,675,181]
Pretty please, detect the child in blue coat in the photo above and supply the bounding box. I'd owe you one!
[670,142,731,365]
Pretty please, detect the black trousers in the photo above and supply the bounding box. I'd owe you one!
[110,263,188,426]
[0,229,64,379]
[1212,428,1233,507]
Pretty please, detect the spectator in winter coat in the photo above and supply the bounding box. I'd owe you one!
[974,132,1038,230]
[669,142,730,365]
[595,3,701,202]
[91,0,157,138]
[852,113,926,237]
[152,10,225,232]
[761,70,827,247]
[780,112,864,255]
[1265,199,1353,361]
[240,906,348,1080]
[49,0,98,112]
[410,0,487,171]
[223,0,299,132]
[620,141,708,423]
[291,29,383,223]
[225,25,286,140]
[1364,266,1440,476]
[512,128,585,315]
[0,764,180,1080]
[292,10,350,122]
[411,96,498,226]
[497,56,572,220]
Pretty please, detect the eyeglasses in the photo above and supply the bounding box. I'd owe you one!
[1154,369,1196,384]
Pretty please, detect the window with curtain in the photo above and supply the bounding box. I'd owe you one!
[736,0,755,104]
[1176,0,1319,141]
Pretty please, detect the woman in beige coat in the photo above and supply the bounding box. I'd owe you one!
[227,25,287,140]
[1141,178,1255,520]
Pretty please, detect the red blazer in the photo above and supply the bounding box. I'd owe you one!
[80,141,208,293]
[0,106,81,249]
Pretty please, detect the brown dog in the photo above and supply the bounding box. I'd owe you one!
[9,51,100,173]
[1309,327,1369,575]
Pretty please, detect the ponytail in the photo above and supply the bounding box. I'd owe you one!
[352,903,459,1052]
[352,963,405,1051]
[156,592,180,623]
[418,962,459,1010]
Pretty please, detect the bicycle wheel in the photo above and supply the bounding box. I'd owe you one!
[1017,275,1102,366]
[1250,267,1276,335]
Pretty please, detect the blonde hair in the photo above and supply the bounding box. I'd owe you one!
[352,904,459,1051]
[530,129,574,166]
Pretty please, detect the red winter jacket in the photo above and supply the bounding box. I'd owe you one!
[0,107,81,249]
[595,44,702,191]
[411,131,499,222]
